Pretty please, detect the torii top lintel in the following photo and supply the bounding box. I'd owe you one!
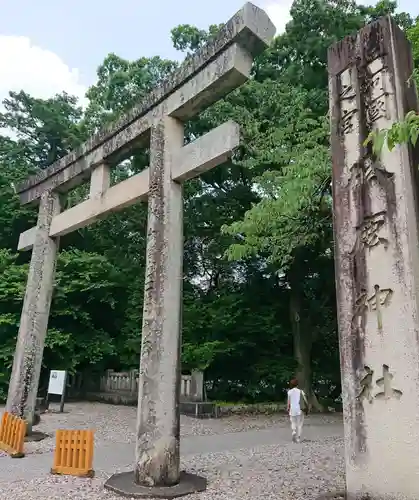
[16,2,275,205]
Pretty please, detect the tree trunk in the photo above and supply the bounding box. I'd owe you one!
[289,278,323,412]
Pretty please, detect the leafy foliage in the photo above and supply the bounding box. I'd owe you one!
[84,53,177,131]
[366,14,419,152]
[0,91,86,168]
[365,110,419,153]
[0,0,415,405]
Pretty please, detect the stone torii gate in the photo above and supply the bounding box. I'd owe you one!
[8,3,275,496]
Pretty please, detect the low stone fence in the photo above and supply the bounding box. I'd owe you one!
[101,369,203,400]
[67,369,205,406]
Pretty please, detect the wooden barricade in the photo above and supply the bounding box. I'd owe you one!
[51,429,95,477]
[0,412,26,458]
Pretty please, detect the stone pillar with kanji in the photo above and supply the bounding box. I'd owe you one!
[329,17,419,499]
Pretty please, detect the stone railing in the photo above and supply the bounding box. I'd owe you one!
[100,369,204,402]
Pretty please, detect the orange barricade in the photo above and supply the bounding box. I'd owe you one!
[51,429,95,478]
[0,412,26,458]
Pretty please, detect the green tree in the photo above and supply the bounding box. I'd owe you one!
[84,53,177,131]
[2,0,414,407]
[0,249,127,399]
[408,16,419,67]
[0,91,86,168]
[170,23,222,54]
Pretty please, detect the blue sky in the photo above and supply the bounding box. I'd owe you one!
[0,0,418,107]
[1,0,262,87]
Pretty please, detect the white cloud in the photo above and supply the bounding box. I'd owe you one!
[0,35,88,113]
[260,0,293,34]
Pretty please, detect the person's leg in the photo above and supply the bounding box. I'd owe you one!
[296,413,305,442]
[290,415,297,442]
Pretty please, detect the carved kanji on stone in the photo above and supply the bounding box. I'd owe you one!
[338,68,358,136]
[341,108,358,134]
[350,158,376,184]
[375,364,403,400]
[358,365,374,403]
[366,96,388,125]
[340,84,356,101]
[352,285,393,333]
[367,284,393,332]
[352,288,368,331]
[330,16,419,500]
[359,212,388,250]
[363,215,388,248]
[357,364,402,403]
[350,157,394,186]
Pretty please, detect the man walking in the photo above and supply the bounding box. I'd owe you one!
[287,378,308,443]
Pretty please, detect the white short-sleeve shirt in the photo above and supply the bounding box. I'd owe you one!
[288,387,305,416]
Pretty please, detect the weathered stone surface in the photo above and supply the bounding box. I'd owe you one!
[18,45,249,205]
[16,3,274,205]
[8,3,275,492]
[328,16,419,499]
[19,169,150,250]
[315,493,345,500]
[6,191,60,432]
[24,430,48,442]
[167,43,252,120]
[89,163,110,198]
[172,121,240,181]
[179,402,217,419]
[17,120,240,251]
[190,370,204,401]
[18,226,36,252]
[104,471,207,498]
[135,117,184,486]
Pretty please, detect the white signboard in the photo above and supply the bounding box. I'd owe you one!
[48,370,67,395]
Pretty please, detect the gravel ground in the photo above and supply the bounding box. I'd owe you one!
[0,402,343,456]
[0,402,344,499]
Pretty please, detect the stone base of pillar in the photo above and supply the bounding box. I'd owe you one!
[315,492,345,499]
[316,492,386,499]
[24,431,48,442]
[179,401,217,419]
[104,471,207,498]
[316,493,400,500]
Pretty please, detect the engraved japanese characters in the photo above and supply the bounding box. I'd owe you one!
[329,17,419,499]
[358,364,402,404]
[336,41,400,401]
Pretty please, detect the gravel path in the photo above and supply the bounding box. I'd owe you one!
[0,402,344,499]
